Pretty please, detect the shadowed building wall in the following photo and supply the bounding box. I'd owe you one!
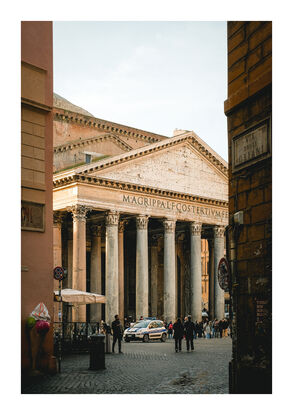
[225,21,272,394]
[21,21,55,373]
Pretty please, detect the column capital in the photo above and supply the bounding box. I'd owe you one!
[90,224,102,237]
[118,219,128,233]
[136,215,149,230]
[214,225,226,238]
[163,218,176,234]
[67,205,91,222]
[53,211,65,228]
[190,222,202,236]
[105,210,119,226]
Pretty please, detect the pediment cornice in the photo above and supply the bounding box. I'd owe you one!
[53,173,228,208]
[53,107,168,145]
[54,133,132,153]
[77,134,228,178]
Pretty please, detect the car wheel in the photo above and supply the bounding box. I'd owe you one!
[125,338,130,342]
[143,334,149,343]
[160,333,167,342]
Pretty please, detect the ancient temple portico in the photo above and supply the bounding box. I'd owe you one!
[53,131,228,324]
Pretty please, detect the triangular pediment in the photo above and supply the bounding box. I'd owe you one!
[70,133,228,201]
[53,133,133,172]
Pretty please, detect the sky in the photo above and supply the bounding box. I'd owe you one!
[53,21,228,160]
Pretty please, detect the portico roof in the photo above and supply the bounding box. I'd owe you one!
[53,131,228,225]
[54,131,227,179]
[54,132,227,199]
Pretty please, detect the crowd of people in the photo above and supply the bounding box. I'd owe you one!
[165,316,231,352]
[164,317,230,340]
[94,314,231,354]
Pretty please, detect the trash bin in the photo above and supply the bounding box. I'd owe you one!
[89,334,105,370]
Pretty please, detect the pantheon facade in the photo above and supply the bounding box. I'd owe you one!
[52,94,228,325]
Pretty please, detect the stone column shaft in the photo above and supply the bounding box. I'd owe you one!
[69,205,91,322]
[214,226,225,319]
[53,212,62,268]
[163,219,176,323]
[90,225,102,322]
[150,238,158,318]
[208,239,215,320]
[105,211,119,324]
[53,212,63,322]
[118,221,126,320]
[190,222,202,322]
[136,215,149,320]
[67,238,73,322]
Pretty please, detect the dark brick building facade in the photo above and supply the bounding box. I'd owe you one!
[225,21,272,393]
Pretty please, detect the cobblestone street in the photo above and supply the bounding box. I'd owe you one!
[22,337,232,394]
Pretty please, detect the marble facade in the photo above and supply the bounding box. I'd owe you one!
[52,96,228,324]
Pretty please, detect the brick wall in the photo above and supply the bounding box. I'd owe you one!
[225,21,272,394]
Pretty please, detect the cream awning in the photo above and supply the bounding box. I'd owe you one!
[54,288,106,304]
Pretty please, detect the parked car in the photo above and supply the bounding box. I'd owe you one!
[124,319,167,342]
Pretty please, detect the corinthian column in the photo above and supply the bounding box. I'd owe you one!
[190,222,202,322]
[105,211,119,324]
[208,238,215,320]
[53,212,63,268]
[68,205,91,322]
[136,215,149,320]
[90,225,102,322]
[214,226,225,319]
[150,237,159,318]
[163,219,176,323]
[53,212,63,322]
[118,220,127,321]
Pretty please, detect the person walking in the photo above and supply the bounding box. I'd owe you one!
[167,321,173,339]
[205,321,212,339]
[214,319,219,338]
[203,320,207,338]
[197,321,203,338]
[173,318,184,352]
[111,314,123,353]
[184,315,196,351]
[218,319,224,338]
[223,319,228,337]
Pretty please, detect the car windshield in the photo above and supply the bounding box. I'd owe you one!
[133,321,149,328]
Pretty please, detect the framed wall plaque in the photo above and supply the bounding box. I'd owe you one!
[232,118,271,172]
[21,201,45,232]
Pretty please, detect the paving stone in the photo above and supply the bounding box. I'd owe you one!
[22,337,232,394]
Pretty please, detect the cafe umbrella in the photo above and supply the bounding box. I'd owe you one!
[54,288,106,304]
[54,289,106,371]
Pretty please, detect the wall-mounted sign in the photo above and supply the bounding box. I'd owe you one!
[21,201,45,232]
[232,118,271,172]
[217,257,230,292]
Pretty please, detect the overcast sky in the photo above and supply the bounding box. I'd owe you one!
[53,21,228,160]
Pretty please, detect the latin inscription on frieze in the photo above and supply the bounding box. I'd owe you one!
[122,194,228,220]
[232,118,271,172]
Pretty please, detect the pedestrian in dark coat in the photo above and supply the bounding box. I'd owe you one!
[218,319,224,338]
[111,314,123,353]
[173,318,184,352]
[184,315,196,351]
